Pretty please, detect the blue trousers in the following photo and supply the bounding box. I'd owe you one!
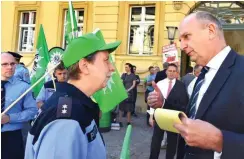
[1,130,24,159]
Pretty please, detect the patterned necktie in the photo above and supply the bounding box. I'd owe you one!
[1,81,8,113]
[166,80,173,98]
[188,66,209,119]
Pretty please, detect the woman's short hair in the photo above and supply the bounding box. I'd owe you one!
[67,52,97,80]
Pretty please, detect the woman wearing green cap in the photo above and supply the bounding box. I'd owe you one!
[25,29,121,159]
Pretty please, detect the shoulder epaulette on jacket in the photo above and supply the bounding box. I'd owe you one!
[56,96,72,118]
[30,92,95,145]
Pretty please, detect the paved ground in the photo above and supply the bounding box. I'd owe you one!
[102,113,166,159]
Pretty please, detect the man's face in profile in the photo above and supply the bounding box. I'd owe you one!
[179,15,211,66]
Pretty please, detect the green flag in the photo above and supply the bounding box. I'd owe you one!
[65,1,78,44]
[30,25,49,97]
[92,55,128,113]
[49,47,64,65]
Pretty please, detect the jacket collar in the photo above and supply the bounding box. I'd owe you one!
[195,49,236,119]
[56,82,97,109]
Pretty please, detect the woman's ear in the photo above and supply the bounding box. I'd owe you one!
[78,59,89,75]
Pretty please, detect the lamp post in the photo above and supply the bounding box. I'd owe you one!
[166,26,178,44]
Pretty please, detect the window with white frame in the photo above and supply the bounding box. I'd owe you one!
[63,9,84,48]
[18,11,36,52]
[128,6,155,55]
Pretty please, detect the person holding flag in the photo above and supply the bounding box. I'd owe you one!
[7,51,31,84]
[25,29,122,159]
[36,62,68,109]
[1,53,38,159]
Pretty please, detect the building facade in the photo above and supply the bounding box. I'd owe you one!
[2,1,244,112]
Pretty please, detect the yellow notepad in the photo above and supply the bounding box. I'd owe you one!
[154,108,187,133]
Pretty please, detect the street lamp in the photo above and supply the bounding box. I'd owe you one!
[173,1,183,10]
[166,26,178,44]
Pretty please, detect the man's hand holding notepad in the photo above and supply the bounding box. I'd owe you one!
[147,81,187,133]
[154,108,187,133]
[148,82,223,152]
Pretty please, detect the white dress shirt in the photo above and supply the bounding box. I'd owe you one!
[187,46,231,159]
[187,77,196,97]
[149,78,176,115]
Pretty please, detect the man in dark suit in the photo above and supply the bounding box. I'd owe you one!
[192,65,202,77]
[148,11,244,159]
[181,66,195,88]
[154,62,168,83]
[149,63,189,159]
[182,65,202,97]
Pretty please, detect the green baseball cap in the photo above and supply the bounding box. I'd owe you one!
[62,28,121,67]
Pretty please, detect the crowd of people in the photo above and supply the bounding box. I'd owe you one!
[1,11,244,159]
[115,60,205,159]
[2,29,120,159]
[1,36,191,159]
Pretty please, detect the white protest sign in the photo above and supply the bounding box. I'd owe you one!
[162,43,179,63]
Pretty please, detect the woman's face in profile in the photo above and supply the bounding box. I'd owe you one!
[125,65,130,73]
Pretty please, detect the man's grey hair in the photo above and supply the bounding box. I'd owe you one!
[163,62,169,69]
[195,11,223,32]
[1,52,14,58]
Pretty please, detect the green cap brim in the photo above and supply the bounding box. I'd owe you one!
[98,41,121,53]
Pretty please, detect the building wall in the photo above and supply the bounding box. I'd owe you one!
[1,1,16,53]
[113,1,197,112]
[2,1,244,112]
[93,2,119,42]
[1,1,197,113]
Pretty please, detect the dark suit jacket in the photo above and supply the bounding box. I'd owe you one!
[164,80,189,112]
[181,73,195,88]
[155,69,167,83]
[184,50,244,159]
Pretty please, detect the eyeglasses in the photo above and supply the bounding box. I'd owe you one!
[1,62,16,67]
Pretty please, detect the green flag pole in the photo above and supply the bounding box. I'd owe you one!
[120,125,132,159]
[69,1,75,39]
[65,1,78,44]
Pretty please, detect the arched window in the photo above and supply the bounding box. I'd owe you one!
[128,6,155,55]
[190,2,244,26]
[148,25,154,47]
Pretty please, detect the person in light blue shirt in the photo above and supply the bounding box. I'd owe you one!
[36,63,68,109]
[146,66,156,92]
[25,29,121,159]
[1,53,38,159]
[15,63,31,83]
[25,83,105,159]
[145,66,156,126]
[7,51,31,84]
